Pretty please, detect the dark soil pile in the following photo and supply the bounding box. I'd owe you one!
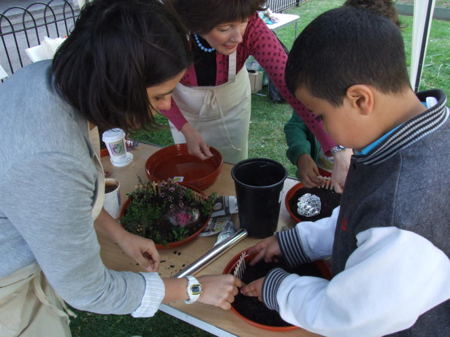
[289,187,341,222]
[233,260,324,327]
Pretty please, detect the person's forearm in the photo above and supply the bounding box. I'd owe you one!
[247,15,336,153]
[162,277,188,303]
[94,209,128,244]
[269,227,450,337]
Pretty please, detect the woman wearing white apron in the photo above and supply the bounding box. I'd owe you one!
[169,51,251,163]
[163,0,352,190]
[0,1,240,336]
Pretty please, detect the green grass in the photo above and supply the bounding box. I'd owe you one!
[70,309,213,337]
[71,1,449,336]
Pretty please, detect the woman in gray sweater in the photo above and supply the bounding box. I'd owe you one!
[0,1,240,336]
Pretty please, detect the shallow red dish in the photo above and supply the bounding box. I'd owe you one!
[145,144,223,191]
[224,249,331,331]
[120,186,209,249]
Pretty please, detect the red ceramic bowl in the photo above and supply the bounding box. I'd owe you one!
[145,144,223,191]
[224,249,331,331]
[120,185,208,250]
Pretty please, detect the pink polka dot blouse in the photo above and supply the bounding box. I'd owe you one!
[161,14,336,153]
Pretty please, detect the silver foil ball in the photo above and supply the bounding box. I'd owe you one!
[297,193,321,217]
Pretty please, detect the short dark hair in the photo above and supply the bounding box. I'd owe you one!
[52,0,191,132]
[170,0,266,33]
[285,7,410,106]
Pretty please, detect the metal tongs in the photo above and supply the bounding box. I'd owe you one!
[233,252,248,280]
[319,176,332,190]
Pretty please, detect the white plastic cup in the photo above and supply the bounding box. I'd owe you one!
[102,128,133,167]
[104,178,121,219]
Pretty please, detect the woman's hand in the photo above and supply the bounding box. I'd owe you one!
[198,274,242,310]
[117,231,160,272]
[331,148,352,193]
[181,123,213,160]
[246,236,281,266]
[297,154,322,188]
[240,277,264,301]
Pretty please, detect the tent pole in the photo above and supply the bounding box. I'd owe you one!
[410,0,436,92]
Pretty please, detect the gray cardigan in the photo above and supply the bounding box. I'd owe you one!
[0,61,156,315]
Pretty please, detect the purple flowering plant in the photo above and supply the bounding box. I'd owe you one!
[121,178,216,245]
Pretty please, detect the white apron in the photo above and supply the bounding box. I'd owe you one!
[169,51,252,164]
[0,126,105,337]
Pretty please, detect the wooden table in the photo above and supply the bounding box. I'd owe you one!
[100,143,319,337]
[267,13,300,36]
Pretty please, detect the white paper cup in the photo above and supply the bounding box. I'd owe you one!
[104,178,121,219]
[102,128,133,167]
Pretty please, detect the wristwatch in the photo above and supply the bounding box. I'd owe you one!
[330,145,346,155]
[185,275,202,304]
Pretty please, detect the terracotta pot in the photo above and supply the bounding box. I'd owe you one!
[223,248,331,331]
[120,185,209,249]
[285,182,341,223]
[145,144,223,191]
[284,182,305,223]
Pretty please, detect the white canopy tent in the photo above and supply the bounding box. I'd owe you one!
[75,0,437,93]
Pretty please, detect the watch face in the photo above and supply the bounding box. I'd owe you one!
[191,284,201,295]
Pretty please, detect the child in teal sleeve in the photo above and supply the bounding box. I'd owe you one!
[284,112,333,187]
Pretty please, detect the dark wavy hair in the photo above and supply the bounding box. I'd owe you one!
[52,0,191,132]
[170,0,266,33]
[286,7,410,106]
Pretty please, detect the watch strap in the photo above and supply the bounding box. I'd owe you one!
[184,275,202,304]
[330,145,346,155]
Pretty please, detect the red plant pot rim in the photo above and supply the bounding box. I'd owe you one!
[223,249,298,331]
[145,144,223,191]
[285,182,305,223]
[120,185,209,249]
[223,249,332,331]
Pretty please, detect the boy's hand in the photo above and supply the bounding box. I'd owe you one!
[331,148,352,193]
[197,274,242,310]
[297,154,322,188]
[240,277,265,301]
[247,236,281,266]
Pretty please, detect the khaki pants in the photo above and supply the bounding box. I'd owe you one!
[0,264,73,337]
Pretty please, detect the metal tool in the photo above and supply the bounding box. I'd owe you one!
[174,228,248,278]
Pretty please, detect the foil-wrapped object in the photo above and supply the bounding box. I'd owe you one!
[297,193,321,217]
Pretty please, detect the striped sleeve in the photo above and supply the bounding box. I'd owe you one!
[276,228,311,267]
[262,268,290,311]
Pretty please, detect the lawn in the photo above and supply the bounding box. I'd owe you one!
[70,1,449,336]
